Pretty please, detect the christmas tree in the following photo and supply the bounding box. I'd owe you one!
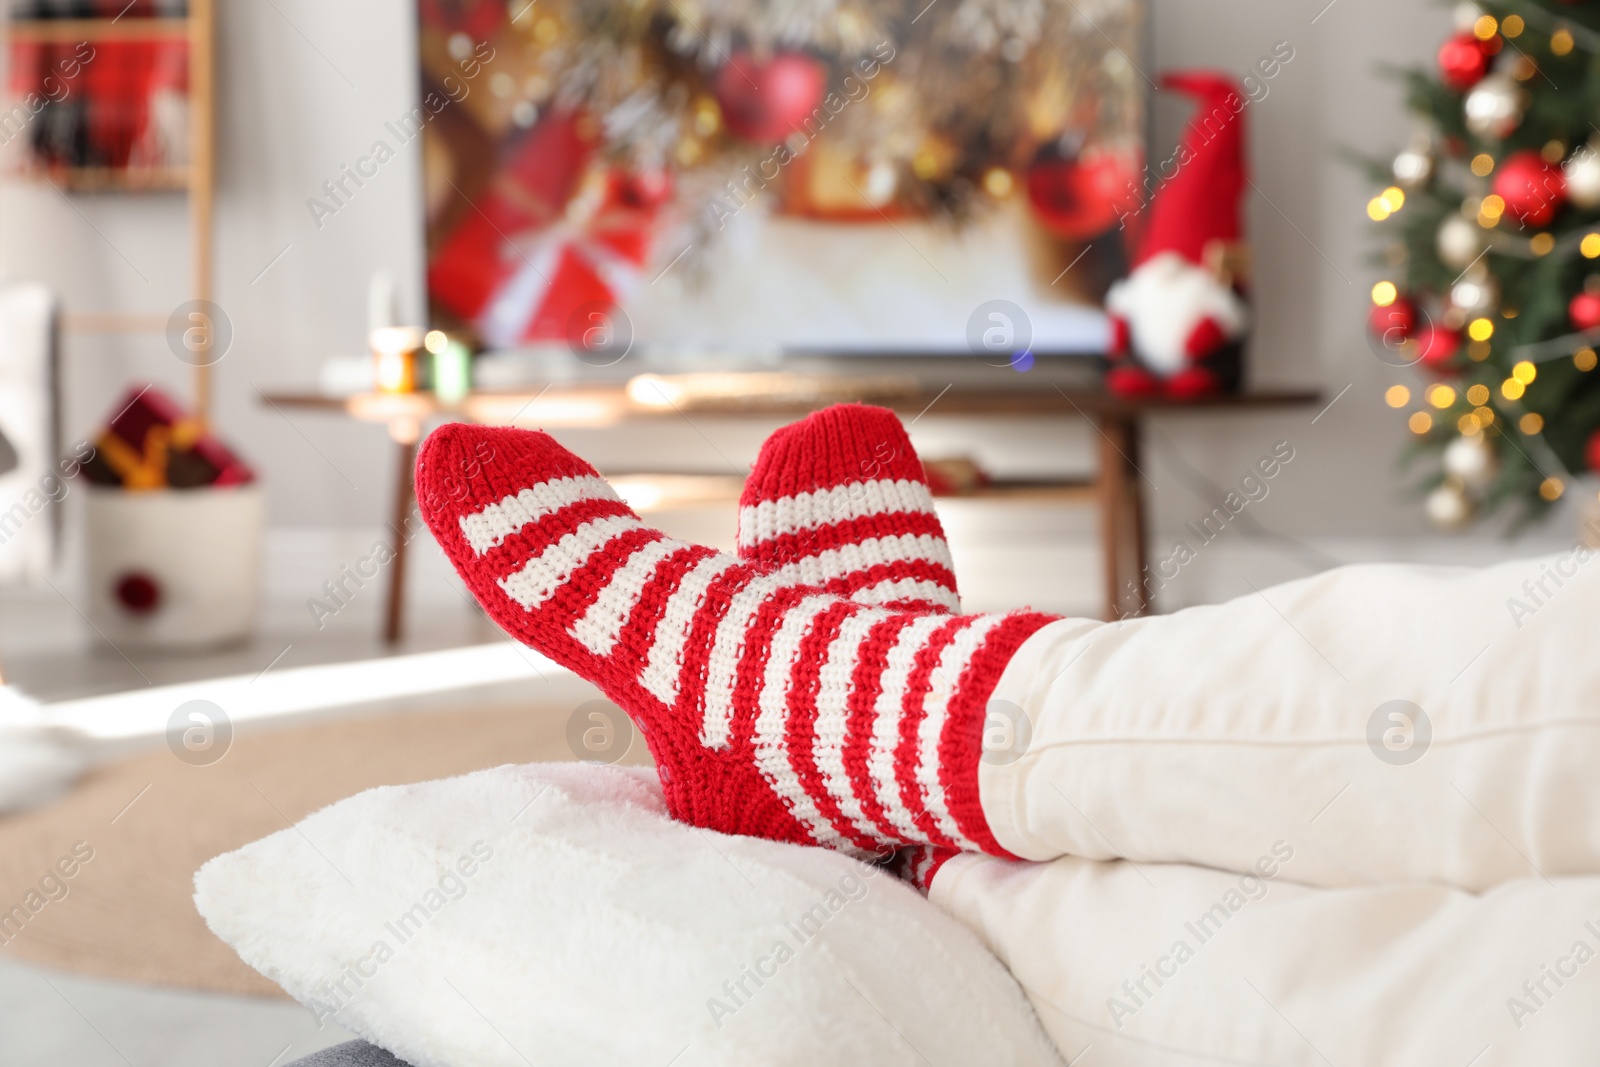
[1367,1,1600,528]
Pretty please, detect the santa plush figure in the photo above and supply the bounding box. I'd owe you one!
[1105,72,1250,398]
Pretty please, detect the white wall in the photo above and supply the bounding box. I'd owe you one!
[4,0,1577,618]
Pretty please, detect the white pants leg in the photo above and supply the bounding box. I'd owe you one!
[931,853,1600,1066]
[980,551,1600,890]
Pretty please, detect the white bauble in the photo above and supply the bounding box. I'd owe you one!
[1437,214,1483,269]
[1426,481,1474,529]
[1443,433,1497,492]
[1565,145,1600,209]
[1450,271,1498,314]
[1464,74,1524,139]
[1392,144,1434,189]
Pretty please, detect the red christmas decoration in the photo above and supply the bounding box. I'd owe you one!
[1587,428,1600,472]
[1414,323,1461,368]
[714,52,827,143]
[1493,150,1566,228]
[1438,33,1490,91]
[1368,296,1417,341]
[1026,149,1140,239]
[1570,289,1600,331]
[114,572,161,615]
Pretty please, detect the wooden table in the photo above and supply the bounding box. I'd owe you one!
[261,378,1321,641]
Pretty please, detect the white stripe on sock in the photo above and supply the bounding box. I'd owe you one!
[569,536,688,655]
[915,613,1006,851]
[496,515,644,612]
[753,595,856,852]
[460,475,620,556]
[739,479,937,550]
[850,577,961,611]
[699,572,789,749]
[811,607,897,848]
[769,533,953,587]
[866,615,949,842]
[640,553,739,706]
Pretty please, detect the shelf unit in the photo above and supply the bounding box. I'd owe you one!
[3,0,216,420]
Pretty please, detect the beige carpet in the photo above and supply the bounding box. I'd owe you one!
[0,693,647,998]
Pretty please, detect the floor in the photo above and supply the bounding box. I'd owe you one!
[0,578,511,1067]
[0,957,355,1067]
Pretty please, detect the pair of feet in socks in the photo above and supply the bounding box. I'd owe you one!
[417,405,1059,886]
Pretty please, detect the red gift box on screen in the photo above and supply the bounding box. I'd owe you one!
[427,112,665,347]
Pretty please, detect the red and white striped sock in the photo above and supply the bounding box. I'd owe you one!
[416,423,1058,858]
[737,404,961,614]
[738,405,965,885]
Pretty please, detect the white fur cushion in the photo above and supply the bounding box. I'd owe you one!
[194,763,1063,1067]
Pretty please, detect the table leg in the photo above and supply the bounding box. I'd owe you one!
[383,435,418,645]
[1094,412,1151,621]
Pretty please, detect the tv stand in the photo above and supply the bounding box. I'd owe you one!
[262,376,1320,640]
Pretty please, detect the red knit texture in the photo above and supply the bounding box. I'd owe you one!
[416,420,1057,857]
[738,404,961,613]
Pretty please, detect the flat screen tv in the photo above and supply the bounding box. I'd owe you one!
[415,0,1145,362]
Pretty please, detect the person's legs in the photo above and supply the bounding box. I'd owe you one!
[930,851,1600,1065]
[981,551,1600,889]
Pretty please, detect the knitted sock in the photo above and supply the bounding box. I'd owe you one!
[416,424,1058,857]
[739,405,965,884]
[737,404,961,614]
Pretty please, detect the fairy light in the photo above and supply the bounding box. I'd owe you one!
[1552,27,1575,56]
[1520,412,1545,434]
[1479,195,1506,226]
[1471,153,1495,176]
[1474,14,1498,38]
[1468,340,1492,361]
[1576,347,1599,371]
[1458,413,1481,434]
[1583,235,1600,259]
[1531,233,1555,255]
[1540,477,1565,501]
[1513,360,1537,384]
[1380,186,1405,212]
[1503,13,1524,37]
[1371,281,1397,306]
[1384,384,1411,407]
[1466,383,1490,405]
[1368,196,1393,222]
[1429,384,1457,408]
[1474,405,1496,425]
[1469,318,1495,341]
[1502,377,1526,400]
[1408,411,1433,434]
[982,168,1014,198]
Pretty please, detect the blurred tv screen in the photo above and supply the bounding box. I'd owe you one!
[416,0,1145,360]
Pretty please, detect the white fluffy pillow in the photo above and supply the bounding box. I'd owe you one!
[195,762,1062,1067]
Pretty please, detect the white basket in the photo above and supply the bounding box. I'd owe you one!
[83,484,264,650]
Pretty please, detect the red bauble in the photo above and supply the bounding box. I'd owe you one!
[1570,290,1600,331]
[1026,152,1141,239]
[1438,33,1490,91]
[1494,150,1566,228]
[1414,323,1461,368]
[1368,297,1417,341]
[714,52,827,143]
[1587,428,1600,472]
